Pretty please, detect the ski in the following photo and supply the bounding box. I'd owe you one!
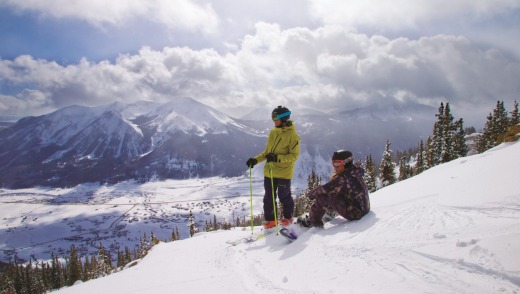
[226,234,264,246]
[226,228,273,246]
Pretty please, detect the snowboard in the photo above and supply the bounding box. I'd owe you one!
[277,214,317,242]
[279,227,298,241]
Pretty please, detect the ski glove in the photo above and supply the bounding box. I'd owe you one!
[246,158,257,168]
[266,153,277,163]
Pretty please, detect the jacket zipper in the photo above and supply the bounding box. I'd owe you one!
[271,135,282,153]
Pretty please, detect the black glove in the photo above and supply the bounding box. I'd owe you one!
[266,153,277,163]
[246,158,257,168]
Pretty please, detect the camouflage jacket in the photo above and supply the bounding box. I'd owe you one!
[308,166,370,219]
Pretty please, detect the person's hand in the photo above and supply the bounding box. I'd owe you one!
[266,153,277,163]
[246,158,257,168]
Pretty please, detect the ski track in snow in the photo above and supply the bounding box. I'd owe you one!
[217,194,520,293]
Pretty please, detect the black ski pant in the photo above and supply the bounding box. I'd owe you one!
[263,177,294,221]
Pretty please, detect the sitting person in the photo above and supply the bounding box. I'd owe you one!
[299,150,371,227]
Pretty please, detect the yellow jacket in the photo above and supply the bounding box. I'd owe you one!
[255,121,300,179]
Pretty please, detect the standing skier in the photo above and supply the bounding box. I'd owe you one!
[246,106,300,229]
[299,150,370,228]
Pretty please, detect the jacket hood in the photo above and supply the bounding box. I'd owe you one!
[349,166,365,178]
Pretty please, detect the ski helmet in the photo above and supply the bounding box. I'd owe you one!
[332,150,353,167]
[272,106,291,122]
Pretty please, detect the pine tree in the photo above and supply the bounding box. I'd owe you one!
[89,255,98,279]
[97,243,112,277]
[124,246,132,264]
[476,100,511,153]
[0,261,16,293]
[188,210,198,237]
[137,234,149,259]
[170,228,178,241]
[423,136,434,169]
[66,245,83,286]
[476,113,495,153]
[39,262,49,292]
[116,248,125,268]
[427,102,468,163]
[431,102,445,165]
[453,118,468,158]
[16,262,27,293]
[415,139,426,174]
[294,170,322,216]
[379,140,396,188]
[82,255,91,280]
[25,260,41,294]
[493,100,509,144]
[151,232,160,245]
[363,155,377,192]
[30,260,44,294]
[495,101,509,129]
[440,103,456,163]
[49,251,64,290]
[397,156,411,181]
[510,100,519,126]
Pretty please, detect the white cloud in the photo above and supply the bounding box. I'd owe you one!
[308,0,520,30]
[1,25,519,127]
[3,0,219,34]
[0,91,54,117]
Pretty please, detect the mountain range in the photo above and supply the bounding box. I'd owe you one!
[0,98,436,188]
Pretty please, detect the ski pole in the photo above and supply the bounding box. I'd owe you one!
[249,166,254,237]
[269,162,279,234]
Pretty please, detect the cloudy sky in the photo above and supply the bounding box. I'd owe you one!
[1,0,519,128]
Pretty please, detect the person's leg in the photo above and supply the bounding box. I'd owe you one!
[333,197,365,221]
[308,194,330,227]
[277,179,294,220]
[263,177,277,221]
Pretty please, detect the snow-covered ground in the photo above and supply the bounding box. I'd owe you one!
[49,141,520,293]
[0,176,270,263]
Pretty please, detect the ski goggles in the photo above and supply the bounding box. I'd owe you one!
[332,157,353,167]
[272,111,291,121]
[332,160,344,167]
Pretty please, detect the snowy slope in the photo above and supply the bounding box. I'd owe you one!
[56,141,520,294]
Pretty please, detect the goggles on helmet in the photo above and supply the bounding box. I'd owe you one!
[332,160,344,167]
[272,111,291,121]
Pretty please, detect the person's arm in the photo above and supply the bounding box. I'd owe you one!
[254,130,274,163]
[308,175,343,199]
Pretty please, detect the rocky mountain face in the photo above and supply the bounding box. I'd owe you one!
[0,98,265,188]
[0,98,435,188]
